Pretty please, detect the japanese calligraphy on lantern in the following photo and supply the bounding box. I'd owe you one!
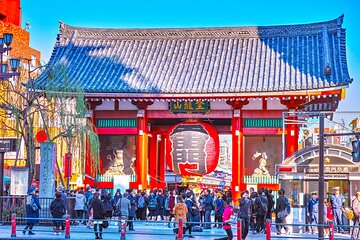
[169,100,210,114]
[166,122,219,176]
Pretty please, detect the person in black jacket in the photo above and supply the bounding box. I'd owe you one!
[254,188,268,234]
[89,192,106,239]
[50,192,66,234]
[274,189,290,235]
[239,190,251,240]
[265,188,275,221]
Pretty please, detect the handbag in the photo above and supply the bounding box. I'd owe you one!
[114,198,122,217]
[102,220,109,228]
[31,197,39,211]
[32,203,39,211]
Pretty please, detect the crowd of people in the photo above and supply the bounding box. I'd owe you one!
[22,184,360,240]
[307,187,360,239]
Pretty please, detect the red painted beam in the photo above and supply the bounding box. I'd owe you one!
[97,128,137,135]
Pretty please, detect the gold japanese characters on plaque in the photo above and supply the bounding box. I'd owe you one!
[169,100,210,114]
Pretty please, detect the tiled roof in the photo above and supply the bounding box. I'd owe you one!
[35,15,351,95]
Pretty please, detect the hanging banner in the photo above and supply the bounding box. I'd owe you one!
[166,122,219,176]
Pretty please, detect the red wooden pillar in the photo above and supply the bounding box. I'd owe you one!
[84,100,102,187]
[157,133,166,189]
[148,132,158,190]
[286,114,299,157]
[132,101,153,190]
[281,98,305,157]
[227,100,248,201]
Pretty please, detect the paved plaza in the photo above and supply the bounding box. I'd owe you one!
[0,222,353,240]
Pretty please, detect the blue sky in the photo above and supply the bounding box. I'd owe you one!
[21,0,360,111]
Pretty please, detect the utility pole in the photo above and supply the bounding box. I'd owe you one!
[318,113,325,239]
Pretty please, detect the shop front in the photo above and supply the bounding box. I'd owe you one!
[277,144,360,207]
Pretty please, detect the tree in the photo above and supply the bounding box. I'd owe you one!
[0,61,100,187]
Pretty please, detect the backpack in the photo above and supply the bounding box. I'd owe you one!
[138,197,145,208]
[277,197,290,219]
[148,196,157,210]
[258,196,268,213]
[164,196,170,211]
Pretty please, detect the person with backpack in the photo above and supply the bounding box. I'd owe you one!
[148,190,158,222]
[50,191,67,234]
[274,189,290,235]
[254,188,268,234]
[137,191,147,220]
[265,189,275,221]
[23,186,41,235]
[249,190,258,234]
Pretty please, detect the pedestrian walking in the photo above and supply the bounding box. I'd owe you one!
[50,191,66,234]
[214,198,234,240]
[330,186,345,233]
[352,192,360,239]
[23,186,41,235]
[239,190,251,239]
[89,192,105,239]
[274,189,290,235]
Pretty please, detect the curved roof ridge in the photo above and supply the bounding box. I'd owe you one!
[57,15,344,41]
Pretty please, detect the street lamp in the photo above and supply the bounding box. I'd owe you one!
[0,32,21,198]
[0,33,20,80]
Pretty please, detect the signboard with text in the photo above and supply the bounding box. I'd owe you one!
[0,139,17,152]
[169,100,210,114]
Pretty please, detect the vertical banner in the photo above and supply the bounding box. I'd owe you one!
[113,175,130,194]
[39,142,56,197]
[63,153,72,178]
[10,168,29,195]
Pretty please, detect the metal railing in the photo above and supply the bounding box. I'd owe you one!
[2,215,359,240]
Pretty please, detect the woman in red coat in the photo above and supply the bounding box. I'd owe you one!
[215,197,234,240]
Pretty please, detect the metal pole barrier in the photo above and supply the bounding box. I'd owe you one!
[177,218,183,240]
[120,216,126,240]
[266,219,271,240]
[328,220,334,240]
[65,217,70,239]
[11,213,16,238]
[237,218,242,240]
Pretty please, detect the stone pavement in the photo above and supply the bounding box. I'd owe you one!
[0,222,353,240]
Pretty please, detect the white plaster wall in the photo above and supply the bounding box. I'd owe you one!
[267,99,288,110]
[95,100,115,110]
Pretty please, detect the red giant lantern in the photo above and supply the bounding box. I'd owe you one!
[166,122,219,176]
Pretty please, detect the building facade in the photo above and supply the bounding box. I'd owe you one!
[0,0,41,172]
[35,16,351,199]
